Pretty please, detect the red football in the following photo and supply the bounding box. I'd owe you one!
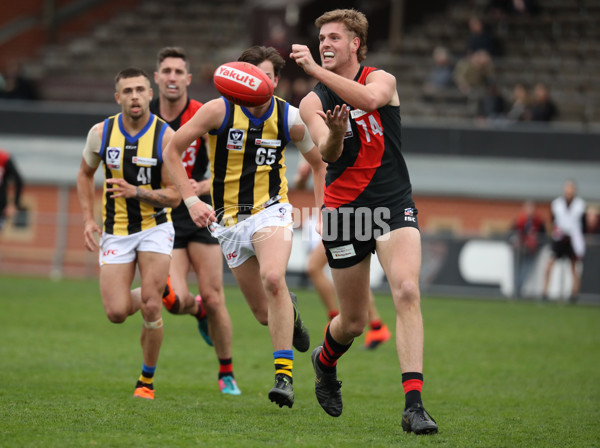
[213,61,274,107]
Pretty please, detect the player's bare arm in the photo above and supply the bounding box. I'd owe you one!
[163,98,225,227]
[76,123,103,252]
[291,44,398,111]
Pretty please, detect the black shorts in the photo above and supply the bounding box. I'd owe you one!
[171,199,218,249]
[321,202,419,269]
[551,236,577,260]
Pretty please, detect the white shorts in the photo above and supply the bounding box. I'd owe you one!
[211,203,293,268]
[99,222,174,265]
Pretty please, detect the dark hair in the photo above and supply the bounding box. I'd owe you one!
[238,46,285,77]
[315,9,368,62]
[114,67,151,89]
[156,46,190,72]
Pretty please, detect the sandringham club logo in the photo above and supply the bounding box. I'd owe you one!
[215,66,263,91]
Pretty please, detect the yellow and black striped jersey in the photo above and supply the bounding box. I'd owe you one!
[99,113,171,235]
[207,96,293,226]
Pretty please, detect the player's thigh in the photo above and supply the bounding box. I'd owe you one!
[375,227,421,288]
[99,262,136,312]
[137,251,171,302]
[253,226,293,278]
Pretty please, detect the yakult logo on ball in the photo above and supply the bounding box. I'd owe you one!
[215,66,262,91]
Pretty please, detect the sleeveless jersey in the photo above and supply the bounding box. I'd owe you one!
[207,96,291,226]
[99,113,171,235]
[313,66,413,210]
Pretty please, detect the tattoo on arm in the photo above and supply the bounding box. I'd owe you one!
[135,186,171,208]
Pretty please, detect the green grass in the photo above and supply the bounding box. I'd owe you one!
[0,276,599,447]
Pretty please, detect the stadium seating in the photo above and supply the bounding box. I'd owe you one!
[17,0,600,124]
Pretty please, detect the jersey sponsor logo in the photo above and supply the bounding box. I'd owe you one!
[106,147,122,169]
[125,144,137,150]
[255,138,281,148]
[404,207,416,222]
[350,109,367,119]
[102,249,118,256]
[215,65,263,91]
[227,129,245,151]
[329,244,356,259]
[226,251,238,261]
[132,156,157,166]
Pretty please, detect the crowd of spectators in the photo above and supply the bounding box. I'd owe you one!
[421,4,561,125]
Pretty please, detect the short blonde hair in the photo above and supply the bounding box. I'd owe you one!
[315,9,368,62]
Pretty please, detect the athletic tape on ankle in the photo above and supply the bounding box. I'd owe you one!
[143,318,163,329]
[184,196,200,209]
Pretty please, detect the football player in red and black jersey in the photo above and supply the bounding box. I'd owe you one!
[292,9,438,432]
[151,47,240,395]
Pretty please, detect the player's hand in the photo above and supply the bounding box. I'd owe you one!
[317,104,349,137]
[290,44,319,76]
[189,201,216,228]
[105,178,136,199]
[83,219,101,252]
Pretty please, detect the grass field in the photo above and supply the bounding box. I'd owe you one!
[1,275,599,447]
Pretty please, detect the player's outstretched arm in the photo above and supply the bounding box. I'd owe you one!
[163,98,226,227]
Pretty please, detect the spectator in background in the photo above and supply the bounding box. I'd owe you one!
[511,200,546,298]
[467,16,499,56]
[453,50,495,97]
[0,148,25,231]
[0,62,39,100]
[530,83,558,122]
[542,180,586,303]
[422,46,455,97]
[507,83,531,122]
[476,82,507,122]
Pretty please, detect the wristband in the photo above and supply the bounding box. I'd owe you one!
[184,196,201,209]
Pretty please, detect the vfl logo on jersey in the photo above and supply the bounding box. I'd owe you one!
[255,138,281,148]
[227,129,245,151]
[404,208,416,222]
[106,147,122,169]
[132,156,157,166]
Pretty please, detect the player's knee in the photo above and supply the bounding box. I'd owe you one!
[106,309,128,324]
[260,270,285,296]
[393,279,420,306]
[141,299,162,320]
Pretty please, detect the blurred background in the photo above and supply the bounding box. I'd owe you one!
[1,0,599,302]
